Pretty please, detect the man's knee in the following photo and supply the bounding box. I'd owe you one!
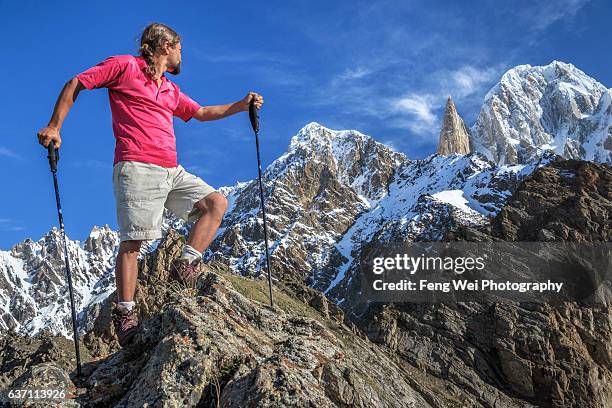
[119,239,143,254]
[195,192,228,215]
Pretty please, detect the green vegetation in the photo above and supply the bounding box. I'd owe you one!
[211,265,325,320]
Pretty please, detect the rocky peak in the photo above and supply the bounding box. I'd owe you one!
[280,122,406,201]
[0,231,440,407]
[207,123,407,285]
[1,226,119,337]
[471,60,612,165]
[436,96,471,156]
[83,225,119,258]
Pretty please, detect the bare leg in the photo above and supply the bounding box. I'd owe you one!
[115,240,143,302]
[186,192,228,253]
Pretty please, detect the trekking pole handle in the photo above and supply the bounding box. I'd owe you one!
[249,100,259,134]
[46,140,60,172]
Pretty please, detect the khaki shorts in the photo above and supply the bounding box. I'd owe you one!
[112,161,218,242]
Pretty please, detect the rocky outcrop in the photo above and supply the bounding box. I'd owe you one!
[355,158,612,408]
[1,230,450,407]
[437,97,471,156]
[491,157,612,241]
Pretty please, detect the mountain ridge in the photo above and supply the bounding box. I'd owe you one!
[1,123,555,338]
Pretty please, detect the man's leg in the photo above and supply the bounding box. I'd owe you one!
[186,192,228,253]
[115,240,143,303]
[164,165,227,270]
[112,239,143,346]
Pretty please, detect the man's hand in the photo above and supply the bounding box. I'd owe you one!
[193,92,264,122]
[37,126,62,149]
[240,91,264,111]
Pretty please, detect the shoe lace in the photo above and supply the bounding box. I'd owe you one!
[177,259,200,278]
[115,310,137,330]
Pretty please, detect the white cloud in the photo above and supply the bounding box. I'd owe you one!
[385,117,434,137]
[0,219,25,232]
[186,164,213,176]
[382,64,504,137]
[381,139,399,152]
[391,93,436,125]
[448,66,500,98]
[519,0,590,31]
[337,67,372,81]
[0,147,21,160]
[307,64,504,138]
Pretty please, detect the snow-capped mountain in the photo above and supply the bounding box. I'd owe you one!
[0,225,119,337]
[207,122,405,282]
[0,212,188,337]
[207,123,553,298]
[6,58,611,337]
[471,60,612,165]
[1,122,550,338]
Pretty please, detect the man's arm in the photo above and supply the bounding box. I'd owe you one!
[192,102,246,122]
[192,92,264,122]
[37,77,86,148]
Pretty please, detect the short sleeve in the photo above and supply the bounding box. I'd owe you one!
[173,90,201,122]
[76,56,126,90]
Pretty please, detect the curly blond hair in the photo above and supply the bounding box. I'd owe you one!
[139,23,181,78]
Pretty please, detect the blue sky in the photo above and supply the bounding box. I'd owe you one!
[1,0,610,249]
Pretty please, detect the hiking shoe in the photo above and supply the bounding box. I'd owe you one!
[170,258,205,288]
[112,308,139,348]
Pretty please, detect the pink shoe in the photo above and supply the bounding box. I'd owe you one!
[170,258,205,288]
[111,308,139,347]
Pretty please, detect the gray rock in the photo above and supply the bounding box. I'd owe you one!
[437,97,471,156]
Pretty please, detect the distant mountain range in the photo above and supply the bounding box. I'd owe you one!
[2,59,610,339]
[439,60,611,164]
[1,60,611,407]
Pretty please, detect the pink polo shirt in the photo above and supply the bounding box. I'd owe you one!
[76,55,201,168]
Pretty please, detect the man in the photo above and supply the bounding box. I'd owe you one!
[37,23,264,347]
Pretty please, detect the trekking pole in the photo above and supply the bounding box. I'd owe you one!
[249,100,274,307]
[45,140,82,376]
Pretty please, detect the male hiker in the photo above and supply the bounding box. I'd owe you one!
[36,23,264,347]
